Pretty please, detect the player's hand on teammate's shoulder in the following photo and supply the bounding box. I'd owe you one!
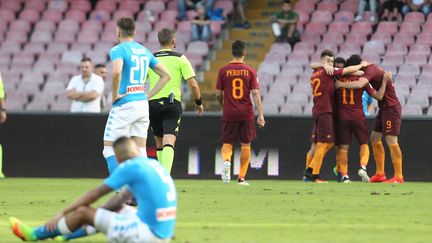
[361,61,370,67]
[195,104,204,116]
[323,64,334,75]
[257,114,265,128]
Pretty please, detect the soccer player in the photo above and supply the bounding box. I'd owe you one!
[334,60,390,183]
[103,17,171,174]
[336,55,404,183]
[9,137,177,242]
[304,50,368,183]
[216,40,265,186]
[147,28,204,173]
[0,70,6,178]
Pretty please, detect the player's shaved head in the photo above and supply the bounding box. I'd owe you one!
[346,55,363,66]
[117,17,135,38]
[158,28,176,46]
[232,40,246,58]
[113,137,140,163]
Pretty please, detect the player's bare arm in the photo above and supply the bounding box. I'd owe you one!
[147,63,171,99]
[252,89,265,127]
[216,89,223,106]
[371,72,390,101]
[45,184,112,231]
[101,190,133,211]
[187,77,204,116]
[350,70,365,76]
[112,59,125,102]
[341,62,367,76]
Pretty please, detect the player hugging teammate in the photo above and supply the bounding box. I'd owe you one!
[303,50,403,183]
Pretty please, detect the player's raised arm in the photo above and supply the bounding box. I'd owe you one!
[111,59,124,102]
[370,72,390,101]
[252,89,265,127]
[147,63,171,99]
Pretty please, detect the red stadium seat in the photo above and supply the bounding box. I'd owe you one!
[34,20,57,32]
[328,22,350,35]
[400,22,421,35]
[1,0,22,12]
[24,0,47,12]
[269,43,292,56]
[396,74,417,87]
[402,105,423,115]
[297,11,310,27]
[175,31,192,44]
[311,11,333,24]
[161,10,178,22]
[340,43,361,55]
[304,22,327,35]
[186,41,209,56]
[407,94,429,108]
[89,10,111,22]
[137,10,159,23]
[30,31,53,44]
[409,44,431,55]
[405,53,428,66]
[339,0,359,12]
[275,71,298,86]
[363,40,385,55]
[345,33,367,46]
[57,62,78,76]
[322,33,344,45]
[66,10,88,22]
[294,1,316,14]
[399,64,421,76]
[119,0,142,14]
[48,0,69,12]
[84,51,108,64]
[55,32,76,44]
[39,53,61,63]
[20,9,41,23]
[371,32,392,45]
[387,43,408,55]
[58,19,80,32]
[351,22,373,35]
[287,53,310,66]
[316,43,338,53]
[42,9,64,22]
[96,0,118,13]
[293,42,315,55]
[376,21,398,36]
[167,0,177,10]
[77,31,100,44]
[9,20,32,33]
[317,0,338,14]
[280,104,303,114]
[380,63,398,74]
[71,43,92,53]
[404,12,425,24]
[0,41,23,55]
[0,9,16,23]
[334,11,355,24]
[61,50,83,65]
[100,31,117,43]
[6,31,29,44]
[258,63,280,76]
[382,53,404,66]
[82,20,104,33]
[21,71,44,85]
[362,53,381,64]
[34,60,56,74]
[113,10,134,20]
[263,52,287,65]
[214,0,234,15]
[70,0,92,12]
[416,33,432,45]
[145,1,166,15]
[393,33,415,46]
[154,20,176,32]
[300,32,322,45]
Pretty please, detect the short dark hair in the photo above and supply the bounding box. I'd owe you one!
[113,136,131,149]
[232,40,246,58]
[158,28,175,46]
[94,64,106,69]
[320,49,334,59]
[346,54,363,66]
[283,0,291,4]
[81,57,92,63]
[334,57,346,66]
[117,17,135,37]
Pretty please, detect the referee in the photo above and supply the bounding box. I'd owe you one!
[0,70,7,178]
[147,28,204,173]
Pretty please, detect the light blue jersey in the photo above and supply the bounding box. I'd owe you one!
[109,41,159,107]
[362,91,373,116]
[104,157,177,239]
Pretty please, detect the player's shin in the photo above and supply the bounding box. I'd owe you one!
[56,226,97,241]
[338,149,349,176]
[389,143,403,179]
[103,146,118,174]
[239,145,251,180]
[221,143,233,162]
[306,151,313,169]
[34,217,71,240]
[312,143,329,175]
[372,141,385,175]
[161,144,175,173]
[359,144,370,169]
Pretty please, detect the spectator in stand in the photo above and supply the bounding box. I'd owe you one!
[270,0,300,46]
[94,63,108,112]
[177,0,214,21]
[401,0,431,16]
[191,3,212,41]
[355,0,378,22]
[66,57,105,113]
[381,0,403,21]
[233,0,250,29]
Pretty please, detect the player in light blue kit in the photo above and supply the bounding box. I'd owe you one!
[10,137,177,243]
[103,17,171,174]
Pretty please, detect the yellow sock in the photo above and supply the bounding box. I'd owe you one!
[312,143,333,175]
[239,145,251,180]
[389,144,403,179]
[359,144,370,168]
[372,141,385,175]
[221,143,233,162]
[338,149,349,176]
[306,151,313,169]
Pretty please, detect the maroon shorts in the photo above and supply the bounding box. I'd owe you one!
[222,119,256,144]
[311,113,335,143]
[336,119,369,145]
[373,104,401,136]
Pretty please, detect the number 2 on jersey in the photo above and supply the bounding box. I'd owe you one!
[130,55,148,84]
[310,78,322,97]
[232,78,244,99]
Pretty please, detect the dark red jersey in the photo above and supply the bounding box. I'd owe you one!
[336,75,376,121]
[310,67,344,117]
[363,64,400,110]
[216,62,259,121]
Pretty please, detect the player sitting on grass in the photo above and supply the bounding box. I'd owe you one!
[9,137,177,243]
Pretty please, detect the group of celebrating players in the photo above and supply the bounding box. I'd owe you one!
[303,49,404,184]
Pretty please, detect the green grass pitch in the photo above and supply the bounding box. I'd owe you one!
[1,178,432,243]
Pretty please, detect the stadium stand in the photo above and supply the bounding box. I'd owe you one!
[0,0,230,112]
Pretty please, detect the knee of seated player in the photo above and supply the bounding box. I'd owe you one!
[385,135,398,146]
[370,131,382,143]
[131,136,146,147]
[76,206,97,225]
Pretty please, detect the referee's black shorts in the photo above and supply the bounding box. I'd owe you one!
[149,98,183,137]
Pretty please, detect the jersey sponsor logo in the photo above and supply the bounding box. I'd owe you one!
[126,85,145,94]
[156,206,177,221]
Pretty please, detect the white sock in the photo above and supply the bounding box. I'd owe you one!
[57,217,71,234]
[102,146,115,158]
[139,147,147,158]
[85,225,97,235]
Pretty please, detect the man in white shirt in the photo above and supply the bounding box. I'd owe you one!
[94,63,109,111]
[66,57,105,113]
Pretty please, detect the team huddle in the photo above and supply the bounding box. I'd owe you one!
[303,49,404,184]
